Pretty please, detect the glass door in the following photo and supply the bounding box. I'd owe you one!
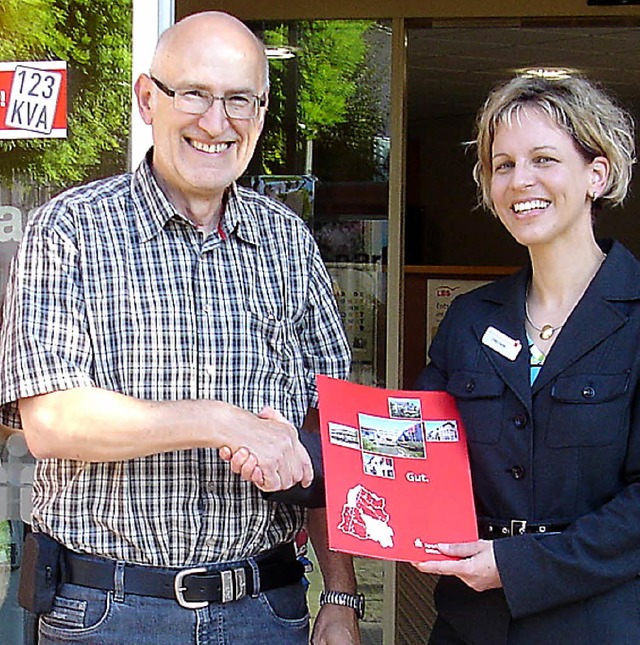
[245,19,393,644]
[401,19,640,641]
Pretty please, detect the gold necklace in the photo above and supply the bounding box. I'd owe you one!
[524,300,562,341]
[525,252,607,342]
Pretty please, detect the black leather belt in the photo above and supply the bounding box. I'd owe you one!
[61,542,304,609]
[479,518,569,539]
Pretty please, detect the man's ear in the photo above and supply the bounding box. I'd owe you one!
[134,74,154,125]
[257,89,269,130]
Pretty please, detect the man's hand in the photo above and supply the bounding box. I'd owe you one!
[218,406,313,491]
[411,540,502,592]
[311,604,361,645]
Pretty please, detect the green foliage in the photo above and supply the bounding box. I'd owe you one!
[0,0,63,60]
[0,0,132,186]
[313,58,388,182]
[297,21,369,137]
[261,20,382,178]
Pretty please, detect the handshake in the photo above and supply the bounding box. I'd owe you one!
[218,406,326,508]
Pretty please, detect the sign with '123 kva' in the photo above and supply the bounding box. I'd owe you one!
[0,61,67,139]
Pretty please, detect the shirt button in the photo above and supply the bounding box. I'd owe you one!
[205,482,217,493]
[582,386,596,399]
[205,537,216,548]
[509,465,525,480]
[206,365,215,377]
[512,415,527,429]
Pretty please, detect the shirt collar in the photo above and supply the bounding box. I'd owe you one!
[131,150,259,246]
[224,184,260,247]
[131,150,183,243]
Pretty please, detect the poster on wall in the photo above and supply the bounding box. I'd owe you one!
[0,61,67,139]
[326,263,382,387]
[426,278,489,350]
[317,375,477,562]
[0,205,22,298]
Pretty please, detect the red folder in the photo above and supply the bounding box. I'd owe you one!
[317,375,478,562]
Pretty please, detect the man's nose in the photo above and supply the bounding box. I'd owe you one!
[198,97,229,134]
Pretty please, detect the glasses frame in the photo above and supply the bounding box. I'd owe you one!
[149,75,266,120]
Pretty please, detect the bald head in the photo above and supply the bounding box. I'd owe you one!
[135,10,270,218]
[152,12,269,91]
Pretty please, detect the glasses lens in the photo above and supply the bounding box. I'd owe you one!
[174,91,211,115]
[172,91,260,118]
[224,96,257,119]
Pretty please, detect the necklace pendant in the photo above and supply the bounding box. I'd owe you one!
[539,325,555,341]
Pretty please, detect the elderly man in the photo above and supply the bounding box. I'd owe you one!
[0,11,360,644]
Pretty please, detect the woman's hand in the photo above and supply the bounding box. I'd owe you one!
[411,540,502,592]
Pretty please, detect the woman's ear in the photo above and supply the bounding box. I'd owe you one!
[589,155,610,199]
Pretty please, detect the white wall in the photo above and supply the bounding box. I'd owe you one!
[130,0,175,169]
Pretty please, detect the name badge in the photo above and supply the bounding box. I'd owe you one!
[482,326,522,361]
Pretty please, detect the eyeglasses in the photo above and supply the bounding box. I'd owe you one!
[150,76,266,120]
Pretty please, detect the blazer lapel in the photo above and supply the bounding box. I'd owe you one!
[531,297,625,394]
[472,269,533,414]
[531,241,640,394]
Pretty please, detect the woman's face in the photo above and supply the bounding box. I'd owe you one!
[489,107,608,249]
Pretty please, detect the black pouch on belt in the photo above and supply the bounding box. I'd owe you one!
[18,531,61,614]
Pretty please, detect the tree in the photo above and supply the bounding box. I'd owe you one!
[0,0,132,186]
[258,20,387,180]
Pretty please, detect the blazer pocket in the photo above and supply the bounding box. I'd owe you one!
[447,371,505,445]
[546,372,630,447]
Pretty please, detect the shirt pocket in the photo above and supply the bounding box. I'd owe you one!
[545,371,630,447]
[246,309,286,352]
[447,371,505,445]
[242,307,303,381]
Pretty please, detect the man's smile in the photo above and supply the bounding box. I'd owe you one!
[188,139,232,154]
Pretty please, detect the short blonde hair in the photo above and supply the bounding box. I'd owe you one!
[473,74,636,213]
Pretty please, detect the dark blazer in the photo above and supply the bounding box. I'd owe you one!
[417,240,640,644]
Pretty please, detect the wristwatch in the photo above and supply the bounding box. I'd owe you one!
[319,590,365,619]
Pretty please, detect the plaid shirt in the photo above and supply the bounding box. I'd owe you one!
[0,155,350,566]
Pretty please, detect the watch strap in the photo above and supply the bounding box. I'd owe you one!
[319,590,365,619]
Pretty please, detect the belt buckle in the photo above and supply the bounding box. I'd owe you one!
[510,519,527,536]
[221,567,247,603]
[174,566,208,609]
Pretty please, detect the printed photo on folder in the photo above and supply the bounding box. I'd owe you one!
[316,375,478,562]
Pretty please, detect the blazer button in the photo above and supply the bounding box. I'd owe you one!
[465,380,476,393]
[512,414,527,429]
[509,465,525,480]
[582,386,596,399]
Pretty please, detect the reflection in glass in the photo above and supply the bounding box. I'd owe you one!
[247,20,392,645]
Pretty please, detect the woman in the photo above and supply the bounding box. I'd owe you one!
[414,74,640,643]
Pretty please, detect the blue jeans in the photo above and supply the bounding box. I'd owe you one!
[38,562,310,644]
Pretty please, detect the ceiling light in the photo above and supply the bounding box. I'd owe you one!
[265,46,298,60]
[516,67,577,80]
